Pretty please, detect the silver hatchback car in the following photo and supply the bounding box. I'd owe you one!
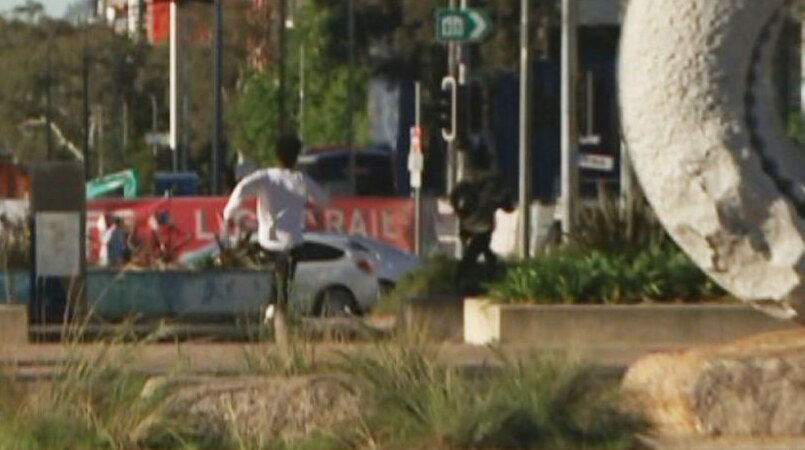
[292,232,423,315]
[291,232,382,316]
[190,231,420,316]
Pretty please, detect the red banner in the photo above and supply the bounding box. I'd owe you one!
[87,196,415,266]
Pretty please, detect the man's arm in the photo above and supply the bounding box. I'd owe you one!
[223,171,264,222]
[450,181,473,216]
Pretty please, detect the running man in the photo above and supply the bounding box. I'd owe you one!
[222,133,328,346]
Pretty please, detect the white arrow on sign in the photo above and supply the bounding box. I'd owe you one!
[467,10,489,40]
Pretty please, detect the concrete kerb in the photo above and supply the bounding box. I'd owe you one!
[463,298,798,347]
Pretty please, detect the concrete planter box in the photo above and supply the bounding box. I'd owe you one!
[463,298,798,347]
[401,295,464,341]
[0,269,271,322]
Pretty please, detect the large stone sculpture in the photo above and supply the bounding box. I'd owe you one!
[620,0,805,320]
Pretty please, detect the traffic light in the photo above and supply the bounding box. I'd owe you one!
[438,88,452,131]
[439,76,457,142]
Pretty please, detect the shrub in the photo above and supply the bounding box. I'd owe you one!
[0,341,169,450]
[489,244,724,304]
[569,191,668,253]
[375,256,505,314]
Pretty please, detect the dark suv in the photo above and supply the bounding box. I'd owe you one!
[297,146,396,196]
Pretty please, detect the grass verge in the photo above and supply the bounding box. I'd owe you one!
[0,327,645,450]
[338,334,645,450]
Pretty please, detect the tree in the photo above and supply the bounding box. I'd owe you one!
[0,4,250,194]
[230,0,369,166]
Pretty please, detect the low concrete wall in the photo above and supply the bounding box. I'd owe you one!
[464,298,799,346]
[0,304,27,343]
[0,270,272,322]
[402,295,464,341]
[88,270,271,320]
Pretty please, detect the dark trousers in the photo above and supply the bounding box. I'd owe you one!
[258,247,302,311]
[458,230,496,278]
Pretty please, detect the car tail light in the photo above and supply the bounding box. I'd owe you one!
[356,258,374,274]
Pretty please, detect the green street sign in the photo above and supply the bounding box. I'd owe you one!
[435,8,491,42]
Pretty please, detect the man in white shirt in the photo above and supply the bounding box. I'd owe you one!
[222,133,328,342]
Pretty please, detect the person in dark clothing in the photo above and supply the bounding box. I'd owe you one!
[450,148,515,278]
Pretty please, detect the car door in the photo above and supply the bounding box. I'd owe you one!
[290,240,348,314]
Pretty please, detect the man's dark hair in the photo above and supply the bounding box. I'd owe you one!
[275,133,302,168]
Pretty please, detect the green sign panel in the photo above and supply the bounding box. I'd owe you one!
[435,8,490,42]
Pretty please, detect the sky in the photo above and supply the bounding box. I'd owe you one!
[0,0,71,18]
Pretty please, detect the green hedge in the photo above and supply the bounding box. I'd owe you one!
[488,245,724,304]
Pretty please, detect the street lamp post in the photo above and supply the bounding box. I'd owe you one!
[83,13,91,179]
[167,0,225,188]
[149,93,158,156]
[169,0,181,172]
[560,0,580,238]
[211,0,222,194]
[45,32,52,161]
[278,0,287,134]
[518,0,532,258]
[347,0,356,194]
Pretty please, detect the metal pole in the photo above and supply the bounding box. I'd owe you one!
[619,139,635,208]
[83,19,90,179]
[98,107,104,175]
[456,0,469,183]
[169,0,179,172]
[560,0,579,238]
[212,0,223,194]
[45,35,52,160]
[299,44,305,140]
[414,81,422,257]
[122,100,128,150]
[278,0,287,134]
[446,0,457,193]
[518,0,531,259]
[181,40,190,171]
[347,0,356,194]
[149,94,158,156]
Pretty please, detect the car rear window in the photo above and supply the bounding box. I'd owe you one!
[295,242,344,261]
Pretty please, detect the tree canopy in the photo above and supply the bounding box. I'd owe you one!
[0,0,560,192]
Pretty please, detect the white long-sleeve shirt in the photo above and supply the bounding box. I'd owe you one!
[223,168,328,251]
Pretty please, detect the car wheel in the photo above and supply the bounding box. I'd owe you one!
[315,287,360,317]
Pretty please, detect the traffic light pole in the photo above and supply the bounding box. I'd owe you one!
[446,0,458,194]
[456,0,469,183]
